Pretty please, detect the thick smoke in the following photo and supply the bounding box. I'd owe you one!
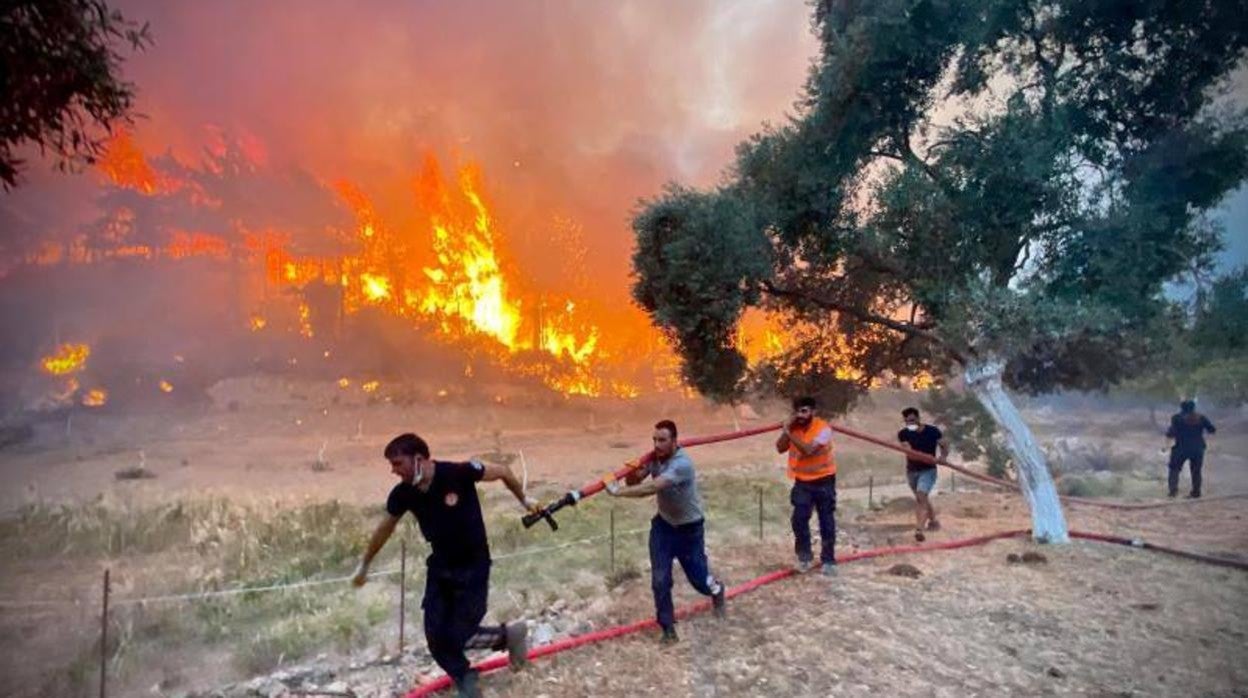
[0,1,818,409]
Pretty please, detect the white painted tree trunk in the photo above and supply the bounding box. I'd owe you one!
[964,357,1069,543]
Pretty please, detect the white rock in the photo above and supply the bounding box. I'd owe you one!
[533,622,557,646]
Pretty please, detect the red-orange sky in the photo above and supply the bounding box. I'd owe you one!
[4,1,818,308]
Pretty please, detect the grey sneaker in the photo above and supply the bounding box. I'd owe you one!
[504,621,528,669]
[821,562,838,577]
[711,581,726,619]
[795,558,814,574]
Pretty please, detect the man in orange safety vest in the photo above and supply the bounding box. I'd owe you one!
[775,396,838,576]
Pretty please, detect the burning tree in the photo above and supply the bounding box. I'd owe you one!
[631,0,1248,541]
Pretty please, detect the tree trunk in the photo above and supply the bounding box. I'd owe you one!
[964,356,1069,543]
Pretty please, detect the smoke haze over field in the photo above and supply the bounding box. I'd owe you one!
[3,0,819,299]
[1,2,1244,408]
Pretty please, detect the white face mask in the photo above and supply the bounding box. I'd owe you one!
[905,424,920,432]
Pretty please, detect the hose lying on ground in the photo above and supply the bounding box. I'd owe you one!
[403,526,1246,696]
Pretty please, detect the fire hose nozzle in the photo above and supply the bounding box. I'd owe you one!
[521,492,577,530]
[521,509,558,531]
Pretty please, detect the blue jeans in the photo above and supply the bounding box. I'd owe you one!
[791,475,837,564]
[649,516,718,631]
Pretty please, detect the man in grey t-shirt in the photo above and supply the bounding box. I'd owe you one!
[607,419,725,643]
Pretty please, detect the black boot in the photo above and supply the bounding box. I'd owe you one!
[455,670,482,698]
[504,621,529,669]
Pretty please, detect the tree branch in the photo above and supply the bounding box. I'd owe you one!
[761,280,967,363]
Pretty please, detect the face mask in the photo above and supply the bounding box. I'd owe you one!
[905,424,919,432]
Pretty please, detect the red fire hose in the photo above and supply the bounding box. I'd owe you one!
[524,419,1244,530]
[823,422,1248,510]
[521,423,784,530]
[403,526,1246,696]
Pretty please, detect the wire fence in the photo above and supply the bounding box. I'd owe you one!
[2,472,958,696]
[0,472,939,613]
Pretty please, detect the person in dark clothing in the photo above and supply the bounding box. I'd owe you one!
[897,407,949,542]
[1166,400,1216,498]
[352,433,540,698]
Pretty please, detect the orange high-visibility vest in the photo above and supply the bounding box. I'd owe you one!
[787,417,836,481]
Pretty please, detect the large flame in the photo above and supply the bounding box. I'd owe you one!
[305,154,611,395]
[30,133,653,398]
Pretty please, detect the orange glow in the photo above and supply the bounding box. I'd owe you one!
[361,273,391,302]
[610,381,640,399]
[361,380,380,393]
[41,343,90,376]
[337,377,351,388]
[736,310,788,365]
[249,315,268,331]
[297,303,314,338]
[97,132,164,194]
[166,231,229,260]
[159,380,174,393]
[82,388,108,407]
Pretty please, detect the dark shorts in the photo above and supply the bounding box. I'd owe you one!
[907,468,937,494]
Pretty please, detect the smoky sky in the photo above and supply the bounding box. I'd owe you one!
[3,1,1244,291]
[3,0,818,304]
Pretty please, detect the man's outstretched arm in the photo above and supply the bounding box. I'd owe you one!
[608,475,672,498]
[480,462,539,511]
[353,514,399,586]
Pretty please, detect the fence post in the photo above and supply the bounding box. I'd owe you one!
[757,488,764,541]
[868,475,874,509]
[100,568,110,698]
[399,539,406,655]
[609,508,616,574]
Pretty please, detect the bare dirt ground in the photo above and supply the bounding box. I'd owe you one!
[3,377,1245,513]
[485,494,1248,698]
[1,377,1245,696]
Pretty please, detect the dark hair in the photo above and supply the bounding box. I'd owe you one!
[1179,400,1196,414]
[384,433,429,460]
[793,396,817,410]
[654,419,678,440]
[902,407,920,419]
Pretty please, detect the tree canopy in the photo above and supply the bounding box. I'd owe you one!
[1,0,150,189]
[632,0,1248,410]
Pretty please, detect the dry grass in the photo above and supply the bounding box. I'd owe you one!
[0,472,833,697]
[1,408,1241,697]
